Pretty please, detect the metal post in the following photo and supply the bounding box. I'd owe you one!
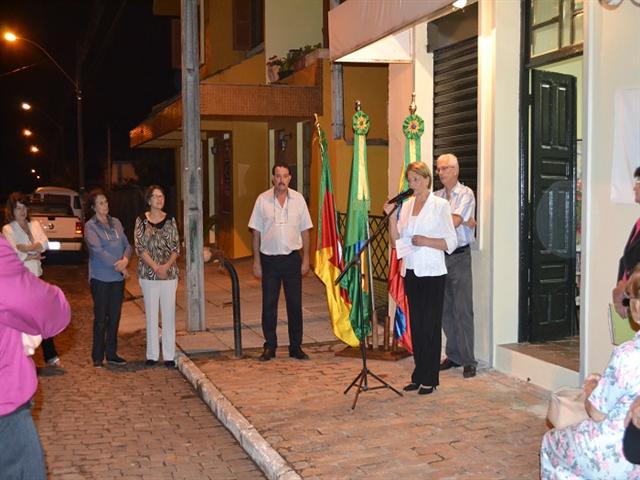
[76,72,84,192]
[181,0,206,331]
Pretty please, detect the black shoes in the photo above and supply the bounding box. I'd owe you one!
[403,383,419,392]
[439,358,461,371]
[463,365,477,378]
[106,355,127,366]
[289,348,309,360]
[165,360,176,368]
[259,347,276,361]
[145,359,158,366]
[418,385,436,395]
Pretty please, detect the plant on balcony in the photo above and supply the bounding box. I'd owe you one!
[267,43,322,81]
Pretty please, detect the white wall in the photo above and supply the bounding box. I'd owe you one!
[582,1,640,374]
[478,0,522,365]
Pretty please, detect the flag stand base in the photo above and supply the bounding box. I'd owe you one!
[335,345,411,361]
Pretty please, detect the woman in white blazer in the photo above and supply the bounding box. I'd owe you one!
[385,162,457,395]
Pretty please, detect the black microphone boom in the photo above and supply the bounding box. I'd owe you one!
[386,188,414,204]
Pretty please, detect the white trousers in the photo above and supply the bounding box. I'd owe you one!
[139,278,178,361]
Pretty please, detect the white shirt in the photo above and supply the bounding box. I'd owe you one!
[2,220,49,277]
[248,188,313,255]
[434,181,476,247]
[397,194,457,277]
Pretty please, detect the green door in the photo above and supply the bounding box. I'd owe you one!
[529,70,577,342]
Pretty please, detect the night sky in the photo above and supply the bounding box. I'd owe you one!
[0,0,178,199]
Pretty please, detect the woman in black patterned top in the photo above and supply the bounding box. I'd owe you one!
[134,185,180,367]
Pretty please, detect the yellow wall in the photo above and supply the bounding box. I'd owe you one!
[203,0,246,77]
[265,0,323,62]
[343,65,389,141]
[233,121,268,258]
[204,52,266,84]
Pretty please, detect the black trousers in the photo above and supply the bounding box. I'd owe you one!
[90,279,125,362]
[41,337,58,363]
[404,270,446,387]
[260,251,302,351]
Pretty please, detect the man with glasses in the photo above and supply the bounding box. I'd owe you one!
[434,153,478,378]
[249,163,313,361]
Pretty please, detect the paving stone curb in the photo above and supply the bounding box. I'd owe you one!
[177,353,301,480]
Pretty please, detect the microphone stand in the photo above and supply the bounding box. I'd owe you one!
[336,201,404,409]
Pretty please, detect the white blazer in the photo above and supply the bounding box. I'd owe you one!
[397,194,457,277]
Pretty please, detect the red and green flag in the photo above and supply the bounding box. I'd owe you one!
[313,123,359,347]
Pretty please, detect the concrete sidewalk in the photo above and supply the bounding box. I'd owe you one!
[121,258,551,479]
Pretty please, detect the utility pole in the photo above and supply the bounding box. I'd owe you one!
[181,0,206,331]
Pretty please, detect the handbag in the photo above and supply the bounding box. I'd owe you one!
[547,387,589,429]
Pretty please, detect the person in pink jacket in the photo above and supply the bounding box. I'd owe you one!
[0,235,71,479]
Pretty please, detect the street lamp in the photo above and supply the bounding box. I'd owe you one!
[30,145,40,153]
[23,129,33,137]
[4,30,84,191]
[21,102,32,111]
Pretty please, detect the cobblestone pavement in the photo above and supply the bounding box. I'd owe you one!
[192,343,550,480]
[32,263,264,480]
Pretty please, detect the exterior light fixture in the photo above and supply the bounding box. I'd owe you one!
[31,169,36,174]
[30,145,39,153]
[23,129,33,137]
[21,102,32,111]
[3,32,17,42]
[452,0,467,9]
[279,132,292,152]
[36,175,41,180]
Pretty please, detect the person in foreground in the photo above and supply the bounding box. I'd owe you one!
[135,185,180,368]
[2,192,63,368]
[612,166,640,318]
[384,161,457,395]
[249,163,313,361]
[0,234,71,479]
[434,153,478,378]
[540,268,640,478]
[84,189,132,368]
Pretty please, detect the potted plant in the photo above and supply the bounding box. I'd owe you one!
[267,55,285,83]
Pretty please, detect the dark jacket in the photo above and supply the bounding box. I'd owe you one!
[618,220,640,282]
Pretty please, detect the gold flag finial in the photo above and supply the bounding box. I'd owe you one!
[409,92,417,114]
[355,100,361,112]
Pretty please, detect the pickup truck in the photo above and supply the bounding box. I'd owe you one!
[28,201,84,261]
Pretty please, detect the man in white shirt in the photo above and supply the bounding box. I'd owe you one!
[249,163,313,361]
[434,153,477,378]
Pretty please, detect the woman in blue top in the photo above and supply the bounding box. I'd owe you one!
[84,189,132,368]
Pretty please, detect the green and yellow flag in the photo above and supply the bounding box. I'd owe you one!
[340,109,372,341]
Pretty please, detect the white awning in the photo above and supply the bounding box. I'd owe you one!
[329,0,452,62]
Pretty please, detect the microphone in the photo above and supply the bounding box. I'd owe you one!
[386,188,414,204]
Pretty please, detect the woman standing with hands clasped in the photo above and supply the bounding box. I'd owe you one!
[135,185,180,368]
[384,162,457,396]
[84,189,132,368]
[3,192,63,368]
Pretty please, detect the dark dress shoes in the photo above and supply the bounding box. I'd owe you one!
[165,360,176,368]
[106,355,127,366]
[439,358,461,371]
[289,347,309,360]
[145,359,158,366]
[418,385,436,395]
[403,383,419,392]
[259,347,276,361]
[463,365,477,378]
